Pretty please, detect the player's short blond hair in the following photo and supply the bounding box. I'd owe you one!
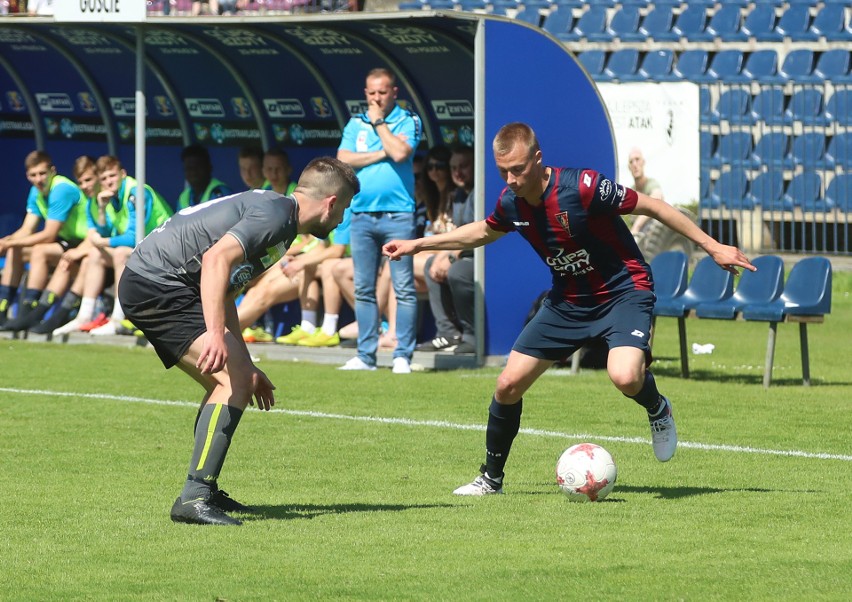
[492,122,540,159]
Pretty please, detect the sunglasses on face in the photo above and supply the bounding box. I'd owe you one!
[427,161,449,171]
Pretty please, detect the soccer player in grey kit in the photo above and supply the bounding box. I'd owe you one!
[119,157,359,525]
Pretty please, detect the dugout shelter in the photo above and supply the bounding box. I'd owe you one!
[0,11,616,358]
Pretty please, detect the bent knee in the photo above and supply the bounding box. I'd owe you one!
[608,367,644,394]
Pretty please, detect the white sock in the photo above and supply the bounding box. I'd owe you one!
[111,302,125,322]
[301,311,317,333]
[321,313,339,336]
[78,297,96,322]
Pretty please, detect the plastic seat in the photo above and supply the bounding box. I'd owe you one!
[542,5,575,39]
[814,49,851,83]
[639,49,676,81]
[695,255,785,319]
[825,173,852,212]
[513,6,544,25]
[779,49,817,83]
[706,4,746,42]
[699,88,712,124]
[700,130,715,169]
[810,4,849,41]
[398,0,426,8]
[785,88,826,126]
[672,5,710,41]
[604,48,640,82]
[574,6,609,42]
[825,89,852,126]
[576,50,606,80]
[789,132,826,167]
[649,251,689,306]
[786,172,828,212]
[653,256,735,378]
[825,132,852,169]
[742,49,785,84]
[751,88,787,125]
[712,88,752,125]
[741,4,780,42]
[700,168,712,207]
[426,0,456,8]
[745,170,787,210]
[709,169,749,209]
[673,49,711,82]
[751,132,790,168]
[639,5,677,42]
[708,50,747,82]
[741,257,832,387]
[608,5,644,42]
[775,4,814,41]
[712,131,753,168]
[457,0,486,9]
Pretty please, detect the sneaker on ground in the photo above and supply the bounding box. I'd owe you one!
[416,335,461,352]
[392,357,411,374]
[79,313,108,332]
[453,341,476,355]
[89,320,118,336]
[276,325,312,345]
[243,326,273,343]
[208,489,254,514]
[453,472,504,496]
[169,496,242,526]
[114,319,139,336]
[297,331,341,347]
[29,306,75,335]
[53,317,89,336]
[338,356,376,371]
[649,396,677,462]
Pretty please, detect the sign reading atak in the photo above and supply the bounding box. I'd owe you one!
[55,0,146,23]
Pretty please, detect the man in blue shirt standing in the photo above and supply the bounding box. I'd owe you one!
[337,68,422,374]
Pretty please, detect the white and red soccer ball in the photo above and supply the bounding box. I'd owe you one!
[556,443,617,502]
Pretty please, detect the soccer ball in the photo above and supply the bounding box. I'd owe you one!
[555,443,617,502]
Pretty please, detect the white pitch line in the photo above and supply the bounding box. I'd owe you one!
[3,387,851,462]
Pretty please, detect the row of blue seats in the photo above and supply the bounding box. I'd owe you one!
[541,3,851,43]
[701,87,852,127]
[702,170,851,212]
[703,131,852,170]
[401,0,848,12]
[579,48,852,83]
[651,252,832,386]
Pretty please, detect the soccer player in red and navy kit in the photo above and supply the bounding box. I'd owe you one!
[383,122,755,495]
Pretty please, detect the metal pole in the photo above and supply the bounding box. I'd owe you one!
[135,25,146,245]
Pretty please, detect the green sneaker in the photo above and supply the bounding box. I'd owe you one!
[296,331,341,347]
[276,325,312,345]
[242,326,273,343]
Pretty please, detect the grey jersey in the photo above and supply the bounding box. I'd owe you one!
[126,189,298,292]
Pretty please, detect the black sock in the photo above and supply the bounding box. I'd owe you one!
[484,397,523,481]
[60,292,81,310]
[626,371,664,415]
[23,288,41,307]
[180,404,243,503]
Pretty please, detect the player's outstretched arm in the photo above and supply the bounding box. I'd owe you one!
[384,220,503,260]
[634,193,756,275]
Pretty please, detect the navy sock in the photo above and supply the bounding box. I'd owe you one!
[627,371,664,415]
[0,285,15,305]
[23,288,41,306]
[484,397,523,481]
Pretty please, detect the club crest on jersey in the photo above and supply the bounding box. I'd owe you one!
[555,211,572,236]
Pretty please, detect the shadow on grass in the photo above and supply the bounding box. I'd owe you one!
[242,502,455,521]
[610,484,807,499]
[651,365,851,387]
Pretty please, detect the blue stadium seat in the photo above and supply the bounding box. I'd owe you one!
[620,0,649,7]
[542,5,575,39]
[825,173,852,212]
[825,132,852,169]
[639,5,677,42]
[751,132,790,168]
[785,172,828,212]
[779,49,818,83]
[785,88,826,126]
[746,170,787,210]
[708,49,748,83]
[711,88,752,125]
[741,4,781,42]
[673,49,711,82]
[574,6,609,42]
[706,5,747,42]
[789,132,827,167]
[488,0,517,16]
[700,88,712,123]
[695,255,785,320]
[742,49,785,84]
[751,87,787,124]
[649,251,689,307]
[398,0,426,9]
[607,6,644,42]
[824,89,852,126]
[672,5,710,41]
[639,50,676,81]
[810,4,850,41]
[603,49,641,82]
[713,131,753,168]
[576,50,607,80]
[814,49,851,83]
[457,0,487,9]
[700,168,713,207]
[700,130,715,168]
[514,6,544,26]
[427,0,456,8]
[775,4,815,41]
[710,169,749,209]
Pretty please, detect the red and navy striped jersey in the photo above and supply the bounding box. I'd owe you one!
[485,167,653,306]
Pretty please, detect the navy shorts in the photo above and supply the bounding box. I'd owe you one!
[118,268,207,369]
[513,289,655,363]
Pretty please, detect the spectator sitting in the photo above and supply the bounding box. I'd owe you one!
[176,143,233,209]
[237,145,268,190]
